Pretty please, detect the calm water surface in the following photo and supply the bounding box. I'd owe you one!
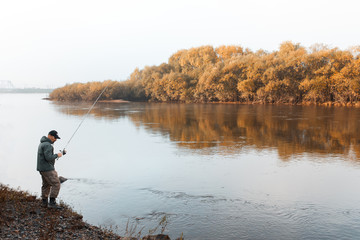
[1,93,360,239]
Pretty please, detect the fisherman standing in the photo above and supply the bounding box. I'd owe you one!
[37,130,63,209]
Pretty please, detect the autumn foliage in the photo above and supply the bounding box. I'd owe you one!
[50,42,360,105]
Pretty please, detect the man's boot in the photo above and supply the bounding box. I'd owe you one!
[49,197,62,209]
[41,198,48,207]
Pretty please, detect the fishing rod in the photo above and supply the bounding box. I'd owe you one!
[60,83,110,156]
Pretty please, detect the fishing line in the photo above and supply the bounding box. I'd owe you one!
[62,83,110,152]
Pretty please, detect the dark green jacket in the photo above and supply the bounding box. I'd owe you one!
[37,136,58,172]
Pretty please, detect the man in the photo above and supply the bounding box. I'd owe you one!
[37,130,63,209]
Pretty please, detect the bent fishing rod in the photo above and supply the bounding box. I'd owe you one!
[59,84,110,156]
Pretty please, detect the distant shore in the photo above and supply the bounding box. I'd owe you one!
[53,97,360,108]
[0,88,53,94]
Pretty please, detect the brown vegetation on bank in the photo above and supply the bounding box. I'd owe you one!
[0,184,176,240]
[50,42,360,105]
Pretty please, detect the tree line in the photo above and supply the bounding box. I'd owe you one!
[50,42,360,105]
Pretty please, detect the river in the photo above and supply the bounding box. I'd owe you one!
[1,93,360,239]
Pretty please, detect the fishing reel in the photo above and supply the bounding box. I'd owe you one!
[60,148,67,155]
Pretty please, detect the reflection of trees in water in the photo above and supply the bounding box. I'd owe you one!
[52,101,360,160]
[130,104,360,160]
[51,101,129,120]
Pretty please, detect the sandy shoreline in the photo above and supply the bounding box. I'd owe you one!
[98,99,130,103]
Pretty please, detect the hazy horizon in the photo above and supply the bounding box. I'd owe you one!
[1,0,359,89]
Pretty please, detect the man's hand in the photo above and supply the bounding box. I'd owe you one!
[57,153,63,158]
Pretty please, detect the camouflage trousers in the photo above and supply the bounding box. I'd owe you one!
[40,170,61,199]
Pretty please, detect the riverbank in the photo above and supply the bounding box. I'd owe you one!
[98,99,130,103]
[49,97,360,108]
[0,184,174,240]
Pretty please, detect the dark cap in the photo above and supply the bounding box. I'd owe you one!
[49,130,61,139]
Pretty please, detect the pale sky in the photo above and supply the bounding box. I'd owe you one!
[0,0,359,88]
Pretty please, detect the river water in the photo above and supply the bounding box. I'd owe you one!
[1,93,360,239]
